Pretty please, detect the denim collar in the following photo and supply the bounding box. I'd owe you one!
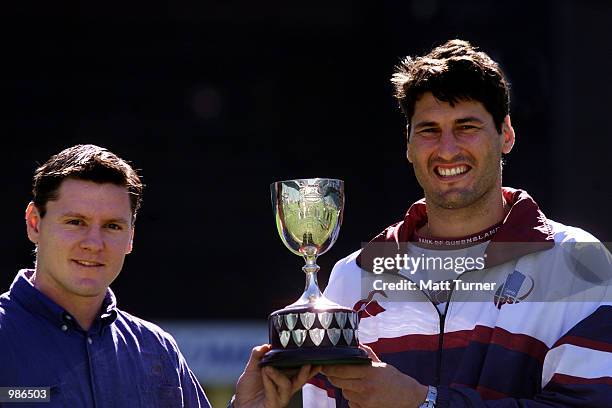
[9,269,118,331]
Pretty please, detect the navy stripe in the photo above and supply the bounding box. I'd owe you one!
[472,344,542,397]
[379,342,542,397]
[542,381,612,407]
[556,305,612,344]
[380,350,441,385]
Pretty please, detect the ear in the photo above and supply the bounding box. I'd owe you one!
[25,202,42,244]
[126,227,135,254]
[407,142,414,163]
[406,124,414,163]
[501,115,515,154]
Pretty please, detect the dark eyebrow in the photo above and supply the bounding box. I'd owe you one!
[61,212,89,220]
[456,117,485,125]
[413,121,439,129]
[61,212,130,226]
[105,218,131,226]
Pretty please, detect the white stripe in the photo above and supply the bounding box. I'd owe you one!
[542,344,612,388]
[303,383,336,408]
[329,250,605,347]
[359,301,570,346]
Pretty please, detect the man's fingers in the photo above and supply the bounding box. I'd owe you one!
[326,376,361,391]
[309,365,322,379]
[264,367,292,388]
[264,366,293,402]
[250,344,272,359]
[245,344,272,371]
[290,364,313,392]
[342,389,362,405]
[322,364,366,379]
[262,367,280,407]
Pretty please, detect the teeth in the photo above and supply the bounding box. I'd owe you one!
[76,260,101,266]
[438,165,468,177]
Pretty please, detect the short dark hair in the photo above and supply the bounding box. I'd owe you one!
[32,144,143,223]
[391,39,510,133]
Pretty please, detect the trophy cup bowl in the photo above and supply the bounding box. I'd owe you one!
[260,178,370,368]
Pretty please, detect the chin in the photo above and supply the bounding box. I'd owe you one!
[430,189,479,209]
[71,281,106,297]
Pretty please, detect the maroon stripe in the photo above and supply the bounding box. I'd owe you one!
[487,326,549,363]
[366,325,548,363]
[551,373,612,385]
[367,333,439,353]
[450,383,509,400]
[307,377,336,399]
[476,385,510,400]
[552,335,612,353]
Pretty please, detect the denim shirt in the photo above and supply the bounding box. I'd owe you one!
[0,270,210,408]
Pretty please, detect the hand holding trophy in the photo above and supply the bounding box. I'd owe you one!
[260,178,370,368]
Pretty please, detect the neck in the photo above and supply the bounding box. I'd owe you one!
[423,188,507,238]
[31,271,104,331]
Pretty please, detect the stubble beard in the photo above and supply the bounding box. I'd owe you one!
[420,164,502,212]
[427,185,487,210]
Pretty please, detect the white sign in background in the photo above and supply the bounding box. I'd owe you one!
[157,320,268,386]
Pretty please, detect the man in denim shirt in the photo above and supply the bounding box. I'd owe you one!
[0,144,210,407]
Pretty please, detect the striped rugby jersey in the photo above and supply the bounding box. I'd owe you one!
[304,188,612,407]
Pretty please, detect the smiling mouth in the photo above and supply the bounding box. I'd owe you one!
[434,165,471,178]
[73,260,104,267]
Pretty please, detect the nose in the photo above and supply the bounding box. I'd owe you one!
[80,227,104,252]
[436,128,461,160]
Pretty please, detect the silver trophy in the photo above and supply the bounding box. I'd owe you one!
[260,178,370,367]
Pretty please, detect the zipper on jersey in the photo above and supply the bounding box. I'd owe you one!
[435,310,446,385]
[421,280,455,386]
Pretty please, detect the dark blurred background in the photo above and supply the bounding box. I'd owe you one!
[1,0,610,322]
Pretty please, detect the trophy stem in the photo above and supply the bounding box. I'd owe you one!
[301,246,322,303]
[302,264,322,302]
[287,247,335,308]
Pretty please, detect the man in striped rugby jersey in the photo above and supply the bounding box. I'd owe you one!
[303,39,612,408]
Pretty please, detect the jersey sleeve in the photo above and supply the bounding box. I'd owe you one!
[436,303,612,407]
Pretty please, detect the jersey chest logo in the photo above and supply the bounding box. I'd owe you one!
[493,270,535,309]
